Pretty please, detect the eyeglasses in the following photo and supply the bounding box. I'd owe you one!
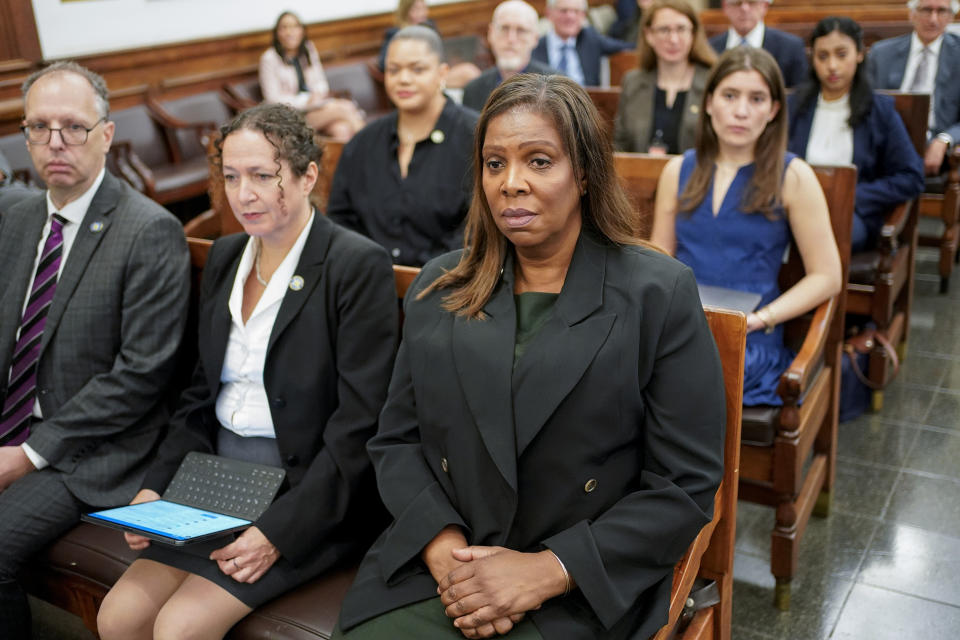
[21,118,106,145]
[725,0,766,7]
[650,25,693,37]
[914,6,954,17]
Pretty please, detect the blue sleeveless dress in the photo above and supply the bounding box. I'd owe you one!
[675,150,795,406]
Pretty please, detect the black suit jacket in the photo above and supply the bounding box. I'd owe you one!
[532,26,632,86]
[462,60,557,112]
[141,215,398,565]
[339,232,726,638]
[709,26,808,88]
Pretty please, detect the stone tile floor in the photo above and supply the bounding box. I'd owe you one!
[732,246,960,640]
[31,248,960,639]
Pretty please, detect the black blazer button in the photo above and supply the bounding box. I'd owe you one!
[286,454,300,467]
[272,396,286,408]
[440,457,449,473]
[584,478,598,493]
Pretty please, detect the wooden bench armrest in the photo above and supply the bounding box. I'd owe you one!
[110,140,157,198]
[876,199,913,260]
[145,95,219,157]
[219,86,256,112]
[777,297,835,402]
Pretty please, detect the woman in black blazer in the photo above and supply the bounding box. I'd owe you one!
[334,75,725,639]
[97,104,398,640]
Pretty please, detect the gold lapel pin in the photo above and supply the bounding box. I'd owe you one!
[689,105,699,114]
[89,221,104,233]
[430,129,445,144]
[289,275,304,291]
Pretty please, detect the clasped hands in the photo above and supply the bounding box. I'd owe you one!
[123,488,279,584]
[435,544,569,638]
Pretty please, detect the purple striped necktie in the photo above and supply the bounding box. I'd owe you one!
[0,214,67,446]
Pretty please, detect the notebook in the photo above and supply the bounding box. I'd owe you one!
[82,452,285,546]
[697,284,763,315]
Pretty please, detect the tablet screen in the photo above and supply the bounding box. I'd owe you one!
[87,501,251,541]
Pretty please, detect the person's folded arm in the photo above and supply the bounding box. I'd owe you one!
[26,214,190,470]
[255,243,399,564]
[541,268,725,630]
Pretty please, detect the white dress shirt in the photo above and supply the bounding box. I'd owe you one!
[18,168,106,469]
[215,212,315,438]
[899,32,943,133]
[724,22,765,50]
[806,93,854,166]
[546,29,585,86]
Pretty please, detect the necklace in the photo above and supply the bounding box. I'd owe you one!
[254,240,269,286]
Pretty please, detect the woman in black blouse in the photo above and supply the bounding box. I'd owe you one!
[328,26,477,267]
[614,0,716,155]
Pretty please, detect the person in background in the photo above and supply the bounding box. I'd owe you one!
[614,0,716,155]
[0,62,189,640]
[333,72,725,640]
[708,0,807,88]
[788,16,924,252]
[532,0,633,86]
[463,1,555,112]
[0,149,40,213]
[96,103,398,640]
[259,11,366,140]
[620,0,655,47]
[608,0,643,40]
[378,0,482,89]
[652,47,841,407]
[329,26,477,267]
[867,0,960,176]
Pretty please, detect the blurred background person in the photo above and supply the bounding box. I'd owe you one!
[259,11,366,140]
[532,0,632,86]
[96,104,397,640]
[652,47,841,406]
[620,0,655,46]
[329,27,477,267]
[378,0,482,89]
[614,0,716,154]
[334,73,725,640]
[788,16,924,252]
[462,0,555,112]
[867,0,960,176]
[708,0,807,88]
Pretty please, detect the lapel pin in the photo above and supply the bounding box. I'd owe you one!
[289,275,304,291]
[430,129,445,144]
[89,221,104,233]
[689,105,699,114]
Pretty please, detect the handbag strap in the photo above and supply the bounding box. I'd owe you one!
[843,331,900,390]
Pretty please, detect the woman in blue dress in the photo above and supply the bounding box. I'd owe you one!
[652,47,842,406]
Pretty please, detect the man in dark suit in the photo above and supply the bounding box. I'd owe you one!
[708,0,807,88]
[531,0,632,86]
[0,62,189,638]
[463,0,556,111]
[867,0,960,175]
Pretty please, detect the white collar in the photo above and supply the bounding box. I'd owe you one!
[45,167,105,225]
[547,28,577,48]
[727,22,765,49]
[911,31,944,57]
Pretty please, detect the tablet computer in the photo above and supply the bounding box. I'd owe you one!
[697,284,763,315]
[83,500,251,545]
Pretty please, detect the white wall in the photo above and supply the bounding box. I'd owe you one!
[32,0,464,60]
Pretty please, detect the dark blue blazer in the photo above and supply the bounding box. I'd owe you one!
[709,26,808,88]
[787,91,925,240]
[866,32,960,145]
[532,26,632,86]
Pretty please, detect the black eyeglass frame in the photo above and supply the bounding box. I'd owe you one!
[20,117,107,146]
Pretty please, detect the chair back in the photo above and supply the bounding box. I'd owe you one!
[586,86,621,138]
[0,131,41,186]
[653,307,745,640]
[609,49,639,86]
[222,79,263,112]
[878,90,929,157]
[612,152,673,239]
[315,139,345,210]
[149,91,233,162]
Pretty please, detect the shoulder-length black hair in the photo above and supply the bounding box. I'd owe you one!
[793,16,872,128]
[272,11,310,62]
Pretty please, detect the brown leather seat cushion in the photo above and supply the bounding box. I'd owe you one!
[848,250,881,285]
[741,405,781,447]
[27,523,356,640]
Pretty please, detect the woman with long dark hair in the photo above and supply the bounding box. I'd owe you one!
[652,47,841,406]
[787,16,924,252]
[259,11,366,140]
[332,73,725,639]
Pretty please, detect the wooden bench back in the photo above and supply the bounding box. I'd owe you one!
[879,90,930,158]
[612,152,671,240]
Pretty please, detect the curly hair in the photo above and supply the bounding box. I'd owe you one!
[212,103,324,209]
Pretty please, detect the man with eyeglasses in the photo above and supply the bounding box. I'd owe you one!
[0,61,189,639]
[868,0,960,176]
[463,1,557,111]
[708,0,807,88]
[532,0,632,86]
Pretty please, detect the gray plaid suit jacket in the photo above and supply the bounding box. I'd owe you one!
[0,170,190,507]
